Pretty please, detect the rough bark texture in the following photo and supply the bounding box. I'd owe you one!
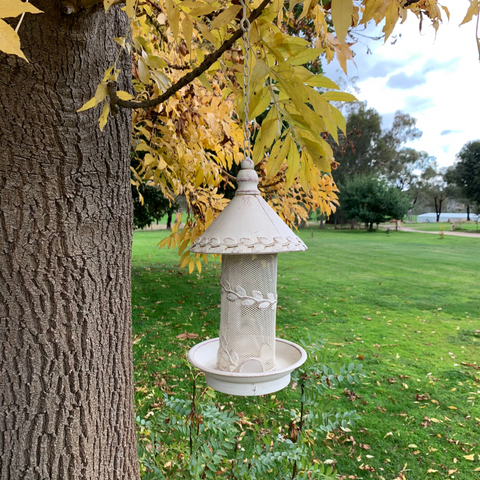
[0,2,139,479]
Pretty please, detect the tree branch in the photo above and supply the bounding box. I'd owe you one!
[108,0,272,110]
[221,169,237,182]
[259,177,285,190]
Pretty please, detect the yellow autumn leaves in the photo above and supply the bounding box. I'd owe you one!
[0,0,42,61]
[4,0,480,273]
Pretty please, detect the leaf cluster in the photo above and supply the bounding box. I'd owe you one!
[136,341,362,479]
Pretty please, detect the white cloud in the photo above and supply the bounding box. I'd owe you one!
[322,0,480,167]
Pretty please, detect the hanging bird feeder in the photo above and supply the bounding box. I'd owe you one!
[187,0,307,396]
[187,159,307,396]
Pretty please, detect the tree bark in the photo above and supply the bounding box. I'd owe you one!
[0,2,139,479]
[434,197,442,222]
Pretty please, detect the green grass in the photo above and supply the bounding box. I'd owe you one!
[408,222,480,232]
[132,229,480,479]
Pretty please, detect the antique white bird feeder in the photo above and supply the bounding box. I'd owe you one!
[187,158,307,396]
[187,0,306,395]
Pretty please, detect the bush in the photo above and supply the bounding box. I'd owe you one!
[137,338,365,479]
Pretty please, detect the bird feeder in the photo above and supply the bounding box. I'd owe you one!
[187,158,307,396]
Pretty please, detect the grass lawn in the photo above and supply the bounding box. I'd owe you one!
[408,222,480,232]
[132,229,480,479]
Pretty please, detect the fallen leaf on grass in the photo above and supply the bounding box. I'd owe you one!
[416,393,430,401]
[448,406,458,410]
[176,332,199,340]
[464,454,475,461]
[427,469,438,473]
[461,362,479,370]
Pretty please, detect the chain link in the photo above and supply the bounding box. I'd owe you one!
[240,0,251,160]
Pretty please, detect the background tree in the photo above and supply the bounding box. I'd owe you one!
[132,183,178,230]
[329,106,426,224]
[445,140,480,212]
[331,107,423,185]
[339,175,411,230]
[410,162,448,221]
[329,103,383,185]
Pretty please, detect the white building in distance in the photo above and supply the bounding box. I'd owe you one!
[417,212,479,223]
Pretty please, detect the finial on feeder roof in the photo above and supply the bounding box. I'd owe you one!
[190,159,307,255]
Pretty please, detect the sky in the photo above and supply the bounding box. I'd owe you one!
[322,0,480,168]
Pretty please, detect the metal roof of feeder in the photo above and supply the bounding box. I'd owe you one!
[190,159,307,255]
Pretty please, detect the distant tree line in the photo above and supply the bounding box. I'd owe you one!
[323,103,480,226]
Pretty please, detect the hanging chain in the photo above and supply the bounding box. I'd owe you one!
[240,0,252,160]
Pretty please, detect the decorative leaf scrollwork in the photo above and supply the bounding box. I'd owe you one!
[221,281,277,310]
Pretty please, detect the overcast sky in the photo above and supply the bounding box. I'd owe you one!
[322,0,480,168]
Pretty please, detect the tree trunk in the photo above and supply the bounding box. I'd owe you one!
[434,198,441,222]
[467,204,470,221]
[0,3,140,479]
